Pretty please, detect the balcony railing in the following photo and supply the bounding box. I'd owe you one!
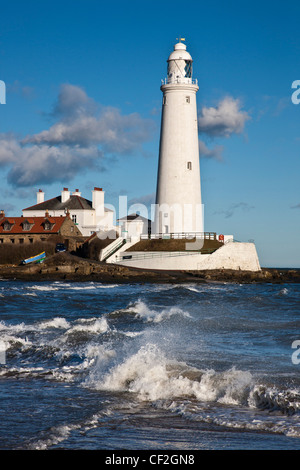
[140,232,217,240]
[161,78,198,86]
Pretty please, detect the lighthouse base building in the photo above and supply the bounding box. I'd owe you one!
[102,39,261,272]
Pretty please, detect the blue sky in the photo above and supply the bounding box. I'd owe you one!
[0,0,300,267]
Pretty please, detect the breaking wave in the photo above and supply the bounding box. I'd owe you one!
[1,286,300,446]
[110,299,192,323]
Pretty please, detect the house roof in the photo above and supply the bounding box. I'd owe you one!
[117,213,151,223]
[0,216,69,234]
[23,195,93,211]
[23,195,113,212]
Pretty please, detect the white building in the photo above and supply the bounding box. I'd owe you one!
[154,39,202,234]
[104,39,261,272]
[23,187,115,237]
[118,213,151,240]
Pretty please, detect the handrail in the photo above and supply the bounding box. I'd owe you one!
[141,232,217,240]
[224,239,240,244]
[115,250,209,263]
[161,78,198,86]
[99,237,125,262]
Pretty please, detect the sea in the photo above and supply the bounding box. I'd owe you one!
[0,278,300,453]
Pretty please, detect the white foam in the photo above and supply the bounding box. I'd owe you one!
[38,318,70,330]
[88,343,253,404]
[66,317,109,335]
[128,300,191,323]
[28,285,60,292]
[278,287,288,296]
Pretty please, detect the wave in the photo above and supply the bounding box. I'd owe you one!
[84,341,300,440]
[65,318,109,336]
[28,285,60,292]
[0,314,110,373]
[277,287,289,296]
[86,343,253,402]
[2,325,300,440]
[110,300,192,323]
[28,282,119,292]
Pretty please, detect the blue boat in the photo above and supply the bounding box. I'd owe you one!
[21,252,46,265]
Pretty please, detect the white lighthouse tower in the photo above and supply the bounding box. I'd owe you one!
[154,38,202,235]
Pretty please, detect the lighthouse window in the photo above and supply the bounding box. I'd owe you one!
[187,161,192,170]
[184,60,192,78]
[186,96,190,103]
[163,96,167,105]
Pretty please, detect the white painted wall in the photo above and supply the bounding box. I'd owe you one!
[113,242,261,272]
[119,219,149,239]
[155,42,202,234]
[23,189,115,237]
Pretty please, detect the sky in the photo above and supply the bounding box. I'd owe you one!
[0,0,300,267]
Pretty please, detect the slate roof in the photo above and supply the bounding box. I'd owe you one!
[23,195,93,211]
[118,213,151,222]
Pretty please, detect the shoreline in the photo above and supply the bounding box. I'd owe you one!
[0,253,299,284]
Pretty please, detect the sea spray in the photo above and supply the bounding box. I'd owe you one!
[1,280,300,449]
[85,342,254,405]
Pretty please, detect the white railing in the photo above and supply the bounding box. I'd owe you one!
[115,250,204,263]
[161,78,198,86]
[141,232,217,240]
[99,237,125,262]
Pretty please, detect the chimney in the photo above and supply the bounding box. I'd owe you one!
[37,189,44,204]
[72,188,81,197]
[92,187,104,217]
[61,187,70,203]
[45,210,49,218]
[0,210,5,219]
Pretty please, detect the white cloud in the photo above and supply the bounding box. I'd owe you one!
[7,143,102,187]
[24,84,155,154]
[0,84,155,187]
[198,139,224,161]
[198,96,250,138]
[0,133,20,165]
[214,202,255,219]
[128,192,156,207]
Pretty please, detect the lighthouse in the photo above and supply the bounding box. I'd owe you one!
[154,39,202,235]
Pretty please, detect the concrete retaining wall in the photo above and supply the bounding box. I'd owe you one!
[114,242,261,272]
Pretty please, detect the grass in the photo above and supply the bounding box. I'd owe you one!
[126,238,223,252]
[0,241,57,265]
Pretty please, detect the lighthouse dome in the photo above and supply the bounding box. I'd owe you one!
[167,42,193,62]
[166,41,193,84]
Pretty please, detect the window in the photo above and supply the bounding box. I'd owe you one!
[187,161,192,170]
[10,238,15,244]
[23,223,31,231]
[44,223,51,231]
[184,60,192,78]
[3,223,11,231]
[29,238,33,244]
[72,215,77,224]
[185,96,190,103]
[19,238,24,244]
[163,96,166,105]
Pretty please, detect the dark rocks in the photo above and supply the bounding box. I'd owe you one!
[0,252,298,284]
